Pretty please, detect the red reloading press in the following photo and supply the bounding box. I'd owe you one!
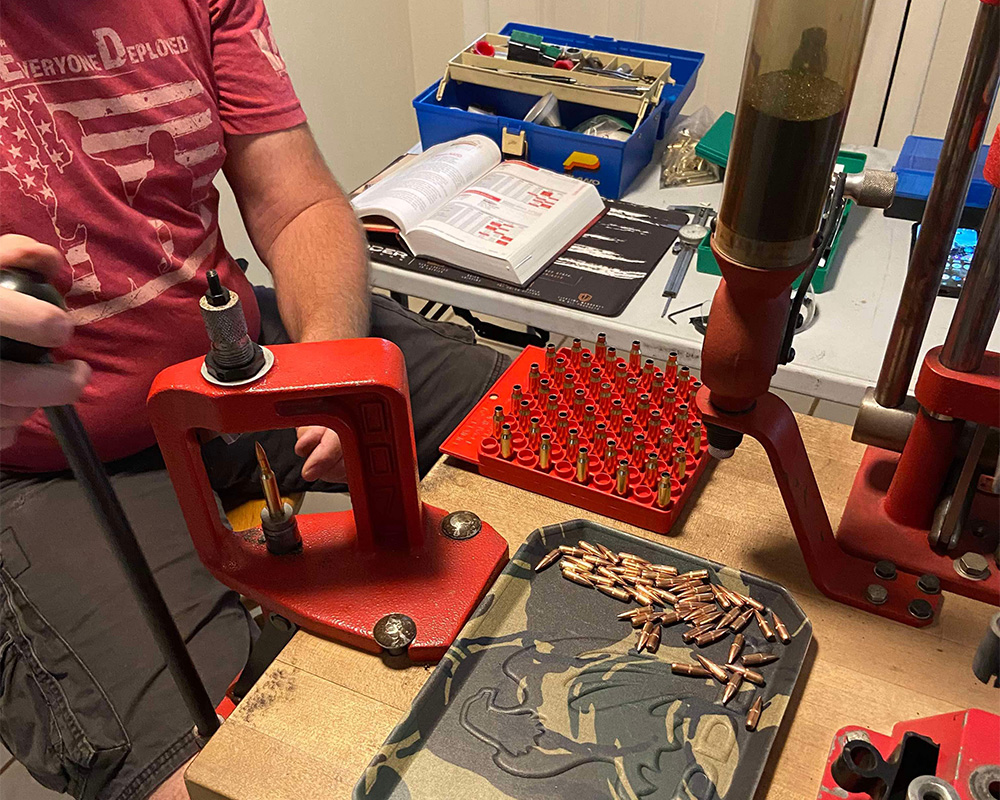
[697,4,998,628]
[148,333,509,663]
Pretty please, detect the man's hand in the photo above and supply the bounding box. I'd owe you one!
[294,425,346,483]
[0,234,90,449]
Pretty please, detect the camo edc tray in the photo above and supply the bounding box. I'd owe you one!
[354,520,812,800]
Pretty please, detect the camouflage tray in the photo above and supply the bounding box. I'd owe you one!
[354,520,811,800]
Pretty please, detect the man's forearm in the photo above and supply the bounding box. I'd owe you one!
[266,192,370,342]
[224,125,371,344]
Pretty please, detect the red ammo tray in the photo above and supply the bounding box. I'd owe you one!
[442,339,710,532]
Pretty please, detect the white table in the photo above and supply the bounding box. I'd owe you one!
[371,146,998,406]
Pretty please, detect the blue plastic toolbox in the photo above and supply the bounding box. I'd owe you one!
[413,23,704,199]
[887,135,991,228]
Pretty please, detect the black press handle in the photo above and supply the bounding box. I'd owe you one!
[0,268,66,363]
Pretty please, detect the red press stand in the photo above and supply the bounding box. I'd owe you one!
[816,710,1000,800]
[148,338,509,661]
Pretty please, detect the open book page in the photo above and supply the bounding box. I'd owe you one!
[350,135,501,233]
[408,161,604,280]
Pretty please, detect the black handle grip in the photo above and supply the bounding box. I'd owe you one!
[0,268,66,364]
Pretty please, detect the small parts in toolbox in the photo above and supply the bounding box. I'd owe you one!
[817,709,1000,800]
[523,92,561,128]
[441,337,711,533]
[472,39,494,57]
[573,114,633,140]
[973,611,999,686]
[660,106,722,188]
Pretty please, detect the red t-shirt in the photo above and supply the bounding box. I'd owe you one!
[0,0,306,471]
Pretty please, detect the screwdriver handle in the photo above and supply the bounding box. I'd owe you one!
[0,268,221,738]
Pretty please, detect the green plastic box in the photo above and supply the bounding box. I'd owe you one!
[694,110,866,292]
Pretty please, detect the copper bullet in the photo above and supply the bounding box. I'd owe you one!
[594,332,607,364]
[631,611,655,628]
[528,362,541,394]
[535,549,561,572]
[681,606,711,622]
[772,612,792,644]
[499,423,514,459]
[595,542,618,563]
[694,654,729,683]
[712,585,732,609]
[589,574,615,588]
[649,588,677,606]
[539,434,552,471]
[741,652,779,667]
[578,541,602,557]
[614,459,630,496]
[656,610,681,626]
[755,610,776,642]
[598,584,630,602]
[544,342,556,373]
[633,576,654,587]
[618,552,650,565]
[728,634,745,665]
[637,618,656,651]
[727,663,765,686]
[558,545,584,556]
[740,594,766,613]
[695,628,729,647]
[731,609,754,633]
[562,569,593,588]
[580,554,606,566]
[632,585,658,607]
[645,625,661,654]
[492,405,505,438]
[690,609,724,627]
[561,555,591,571]
[745,695,764,731]
[672,663,712,679]
[649,563,678,576]
[618,606,652,621]
[722,670,742,705]
[715,608,742,630]
[682,623,714,643]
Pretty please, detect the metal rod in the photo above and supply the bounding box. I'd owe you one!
[941,187,999,371]
[44,404,221,738]
[874,1,1000,407]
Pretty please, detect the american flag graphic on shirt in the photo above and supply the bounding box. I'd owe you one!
[0,40,224,317]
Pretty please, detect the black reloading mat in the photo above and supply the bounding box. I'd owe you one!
[354,519,812,800]
[367,202,686,318]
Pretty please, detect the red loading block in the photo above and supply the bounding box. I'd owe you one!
[441,343,710,533]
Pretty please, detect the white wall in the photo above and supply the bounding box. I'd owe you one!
[218,0,986,287]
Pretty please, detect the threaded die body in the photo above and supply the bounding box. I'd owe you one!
[261,503,302,555]
[200,290,266,381]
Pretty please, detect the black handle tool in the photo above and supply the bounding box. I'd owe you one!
[0,268,220,738]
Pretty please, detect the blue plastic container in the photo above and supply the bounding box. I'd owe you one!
[413,23,704,199]
[893,135,992,210]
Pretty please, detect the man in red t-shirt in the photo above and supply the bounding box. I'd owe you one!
[0,3,507,798]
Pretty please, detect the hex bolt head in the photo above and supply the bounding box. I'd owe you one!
[440,511,482,540]
[873,560,897,581]
[955,552,991,581]
[916,573,941,595]
[865,584,888,605]
[908,599,934,621]
[373,613,416,656]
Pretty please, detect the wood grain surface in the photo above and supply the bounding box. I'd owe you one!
[188,414,997,800]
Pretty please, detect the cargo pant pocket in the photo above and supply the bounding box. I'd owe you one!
[0,566,131,800]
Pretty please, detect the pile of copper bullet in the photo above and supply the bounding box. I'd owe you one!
[536,539,791,732]
[484,335,705,506]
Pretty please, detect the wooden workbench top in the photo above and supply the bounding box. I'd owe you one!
[186,414,997,800]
